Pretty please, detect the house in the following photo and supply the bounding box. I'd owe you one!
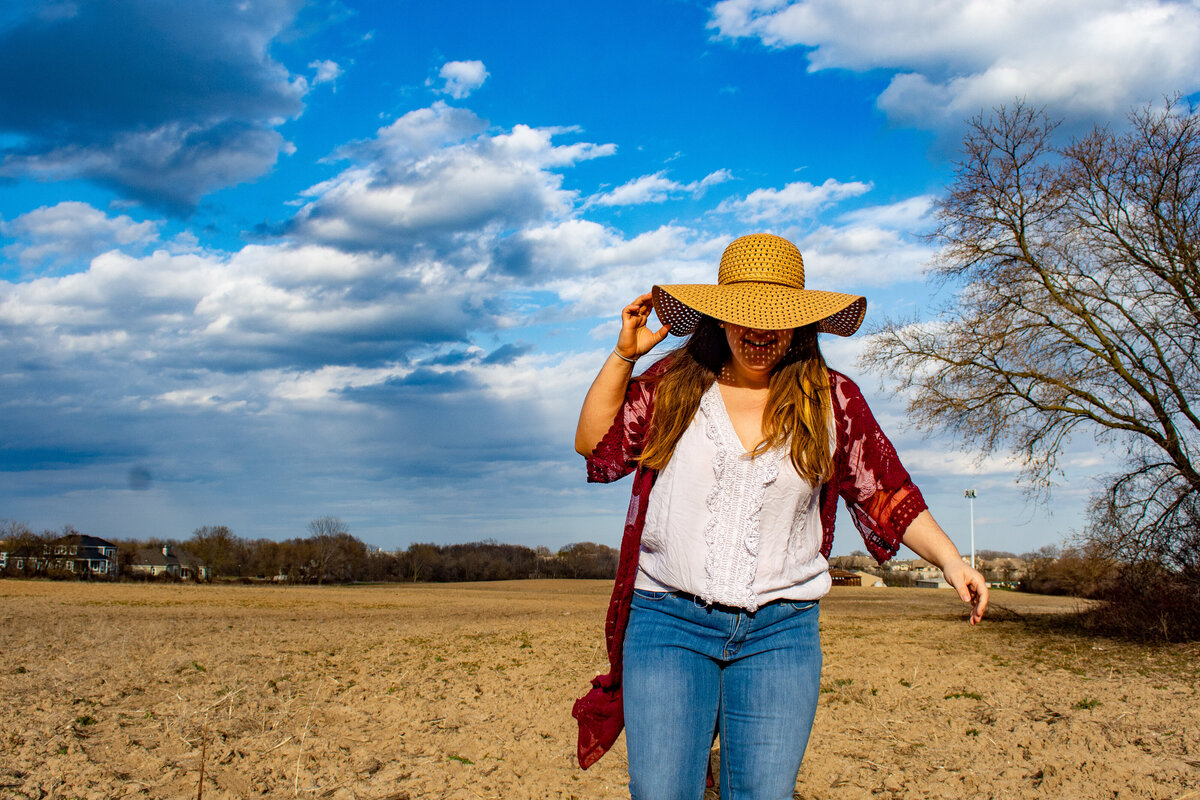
[979,556,1027,582]
[854,570,886,587]
[1,534,118,577]
[829,568,861,587]
[128,544,211,581]
[0,543,15,572]
[911,566,945,583]
[916,577,951,588]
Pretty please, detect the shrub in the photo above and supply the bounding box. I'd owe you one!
[1077,564,1200,643]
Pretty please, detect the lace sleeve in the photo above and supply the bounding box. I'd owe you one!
[584,358,664,483]
[829,372,928,562]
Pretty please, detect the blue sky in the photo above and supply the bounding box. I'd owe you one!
[2,0,1199,556]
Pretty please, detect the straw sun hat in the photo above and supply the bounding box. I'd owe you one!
[651,233,866,337]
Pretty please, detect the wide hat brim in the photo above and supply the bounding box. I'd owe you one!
[652,282,866,337]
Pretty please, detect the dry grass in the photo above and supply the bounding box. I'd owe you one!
[0,580,1196,800]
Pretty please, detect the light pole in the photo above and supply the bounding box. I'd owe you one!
[963,489,976,569]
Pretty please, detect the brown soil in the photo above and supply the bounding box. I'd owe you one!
[0,580,1196,800]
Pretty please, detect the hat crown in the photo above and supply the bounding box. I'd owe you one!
[717,233,805,289]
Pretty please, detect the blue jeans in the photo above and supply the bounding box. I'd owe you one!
[622,590,822,800]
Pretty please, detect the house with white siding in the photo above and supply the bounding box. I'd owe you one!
[128,544,210,581]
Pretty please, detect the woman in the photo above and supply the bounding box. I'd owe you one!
[571,233,987,800]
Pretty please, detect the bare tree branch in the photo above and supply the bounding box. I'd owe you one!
[863,98,1200,578]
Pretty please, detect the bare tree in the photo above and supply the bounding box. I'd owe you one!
[554,541,619,579]
[189,525,244,578]
[0,520,40,575]
[305,517,364,583]
[404,543,441,583]
[307,516,349,538]
[863,99,1199,609]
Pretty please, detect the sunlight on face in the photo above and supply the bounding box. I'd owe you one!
[721,323,794,384]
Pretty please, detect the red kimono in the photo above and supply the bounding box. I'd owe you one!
[572,362,928,769]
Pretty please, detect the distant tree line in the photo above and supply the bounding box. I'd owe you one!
[0,517,618,583]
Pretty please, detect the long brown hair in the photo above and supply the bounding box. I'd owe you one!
[638,317,833,484]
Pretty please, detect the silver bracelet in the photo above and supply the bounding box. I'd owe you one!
[611,348,638,364]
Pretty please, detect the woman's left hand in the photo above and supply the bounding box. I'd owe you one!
[899,511,989,626]
[941,560,989,625]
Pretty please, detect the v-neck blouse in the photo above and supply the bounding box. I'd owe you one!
[574,362,930,770]
[633,381,830,608]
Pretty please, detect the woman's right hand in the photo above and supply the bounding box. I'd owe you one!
[615,292,671,360]
[576,293,670,455]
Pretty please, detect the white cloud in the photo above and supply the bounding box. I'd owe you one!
[0,106,646,427]
[309,59,343,89]
[788,195,939,286]
[0,103,668,424]
[897,447,1023,478]
[591,173,681,207]
[839,194,936,229]
[500,187,936,318]
[435,60,489,99]
[718,177,871,223]
[709,0,1200,128]
[337,101,487,165]
[1,201,160,269]
[292,103,615,256]
[587,169,732,207]
[800,224,934,287]
[0,241,491,380]
[488,123,614,168]
[488,221,732,319]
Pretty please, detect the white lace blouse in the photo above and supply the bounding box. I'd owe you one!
[633,381,832,609]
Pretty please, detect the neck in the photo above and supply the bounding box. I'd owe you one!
[718,362,771,390]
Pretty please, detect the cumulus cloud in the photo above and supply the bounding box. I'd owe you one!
[896,447,1023,478]
[586,169,732,207]
[717,177,871,223]
[0,0,307,211]
[0,105,648,469]
[799,223,934,287]
[839,194,935,230]
[434,60,489,99]
[0,241,484,385]
[507,223,727,316]
[709,0,1200,128]
[292,102,616,256]
[1,201,160,270]
[309,59,343,89]
[0,173,937,451]
[787,194,938,286]
[336,101,488,164]
[492,187,934,319]
[0,102,643,430]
